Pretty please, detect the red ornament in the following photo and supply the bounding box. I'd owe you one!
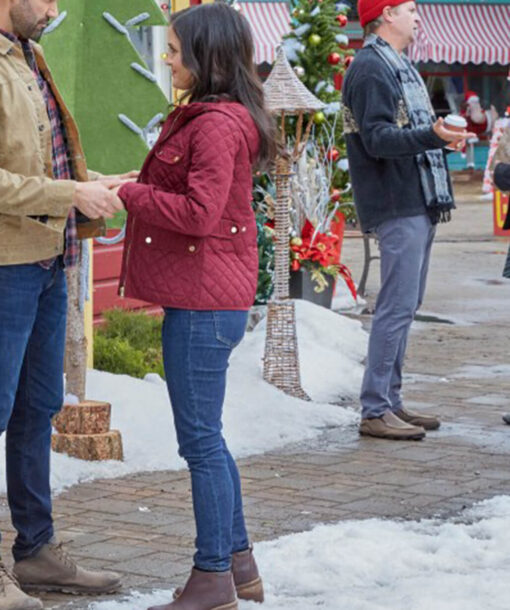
[344,55,354,69]
[336,14,348,27]
[327,52,341,66]
[330,189,342,203]
[326,148,340,162]
[160,3,169,9]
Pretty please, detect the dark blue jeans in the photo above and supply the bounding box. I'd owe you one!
[0,261,67,561]
[162,309,250,572]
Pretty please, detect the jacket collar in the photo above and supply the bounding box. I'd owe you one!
[0,32,16,56]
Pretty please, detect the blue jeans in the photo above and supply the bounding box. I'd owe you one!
[162,308,250,572]
[360,215,436,419]
[0,261,67,561]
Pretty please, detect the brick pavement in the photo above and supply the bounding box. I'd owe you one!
[1,190,510,608]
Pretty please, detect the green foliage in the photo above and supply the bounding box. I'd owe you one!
[253,172,275,303]
[285,0,356,222]
[255,213,275,304]
[94,309,165,379]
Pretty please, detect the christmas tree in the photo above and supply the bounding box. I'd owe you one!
[42,0,169,175]
[283,0,354,210]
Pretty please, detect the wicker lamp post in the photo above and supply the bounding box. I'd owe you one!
[262,47,325,400]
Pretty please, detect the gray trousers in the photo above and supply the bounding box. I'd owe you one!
[360,214,436,419]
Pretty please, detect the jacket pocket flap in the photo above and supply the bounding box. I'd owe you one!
[155,147,185,165]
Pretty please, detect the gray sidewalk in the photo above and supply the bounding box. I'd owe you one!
[1,184,509,609]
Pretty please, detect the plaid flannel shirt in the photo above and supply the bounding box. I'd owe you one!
[0,30,78,267]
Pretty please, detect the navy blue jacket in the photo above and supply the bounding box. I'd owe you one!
[342,46,448,232]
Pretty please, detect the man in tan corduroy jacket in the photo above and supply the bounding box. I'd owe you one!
[0,1,132,607]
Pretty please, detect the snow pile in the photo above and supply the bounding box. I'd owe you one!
[90,495,510,610]
[0,301,366,494]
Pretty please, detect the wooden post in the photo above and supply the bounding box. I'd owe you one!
[85,239,94,368]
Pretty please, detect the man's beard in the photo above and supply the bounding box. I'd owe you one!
[10,3,48,41]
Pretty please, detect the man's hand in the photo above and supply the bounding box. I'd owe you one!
[72,182,124,219]
[433,118,477,150]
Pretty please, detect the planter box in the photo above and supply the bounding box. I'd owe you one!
[289,269,334,309]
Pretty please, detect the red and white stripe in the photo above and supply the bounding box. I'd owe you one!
[238,2,291,64]
[409,3,510,65]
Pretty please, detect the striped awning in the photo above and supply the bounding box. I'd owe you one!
[409,3,510,65]
[239,2,291,65]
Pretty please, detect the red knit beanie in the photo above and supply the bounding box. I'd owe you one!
[358,0,410,28]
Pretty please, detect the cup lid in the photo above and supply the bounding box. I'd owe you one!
[444,114,467,128]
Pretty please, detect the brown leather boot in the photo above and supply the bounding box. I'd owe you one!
[231,547,264,603]
[149,568,237,610]
[13,540,121,595]
[174,548,264,604]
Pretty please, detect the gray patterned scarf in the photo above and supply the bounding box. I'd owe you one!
[364,35,454,223]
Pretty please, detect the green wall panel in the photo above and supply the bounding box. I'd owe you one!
[42,0,170,175]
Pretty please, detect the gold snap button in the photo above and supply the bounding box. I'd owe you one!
[173,155,180,162]
[188,245,196,253]
[145,237,152,244]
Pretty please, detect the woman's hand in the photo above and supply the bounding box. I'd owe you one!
[119,170,140,181]
[97,170,140,187]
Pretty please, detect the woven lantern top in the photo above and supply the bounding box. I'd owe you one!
[264,47,325,115]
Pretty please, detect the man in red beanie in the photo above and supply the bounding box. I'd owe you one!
[342,1,474,440]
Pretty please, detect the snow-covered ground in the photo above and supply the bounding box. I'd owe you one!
[0,301,367,494]
[89,495,510,610]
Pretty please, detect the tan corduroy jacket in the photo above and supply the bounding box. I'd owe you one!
[0,34,103,265]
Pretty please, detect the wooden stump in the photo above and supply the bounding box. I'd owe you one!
[51,430,124,461]
[53,401,111,435]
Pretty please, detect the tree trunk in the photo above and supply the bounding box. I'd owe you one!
[64,245,87,402]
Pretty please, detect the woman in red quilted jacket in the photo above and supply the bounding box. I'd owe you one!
[114,4,275,610]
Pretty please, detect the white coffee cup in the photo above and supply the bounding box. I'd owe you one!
[444,114,467,133]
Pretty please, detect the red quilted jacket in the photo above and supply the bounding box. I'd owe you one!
[118,101,260,310]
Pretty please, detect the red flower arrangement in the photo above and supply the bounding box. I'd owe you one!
[289,220,357,299]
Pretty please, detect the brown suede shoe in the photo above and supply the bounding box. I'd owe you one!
[13,540,121,595]
[0,561,43,610]
[359,411,426,440]
[394,407,440,431]
[174,548,264,604]
[149,568,237,610]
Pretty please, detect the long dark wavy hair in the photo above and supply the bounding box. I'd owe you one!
[170,3,276,169]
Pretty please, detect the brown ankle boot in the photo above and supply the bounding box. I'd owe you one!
[149,568,237,610]
[173,548,264,604]
[231,547,264,603]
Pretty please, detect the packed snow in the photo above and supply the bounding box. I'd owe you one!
[0,301,367,494]
[89,495,510,610]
